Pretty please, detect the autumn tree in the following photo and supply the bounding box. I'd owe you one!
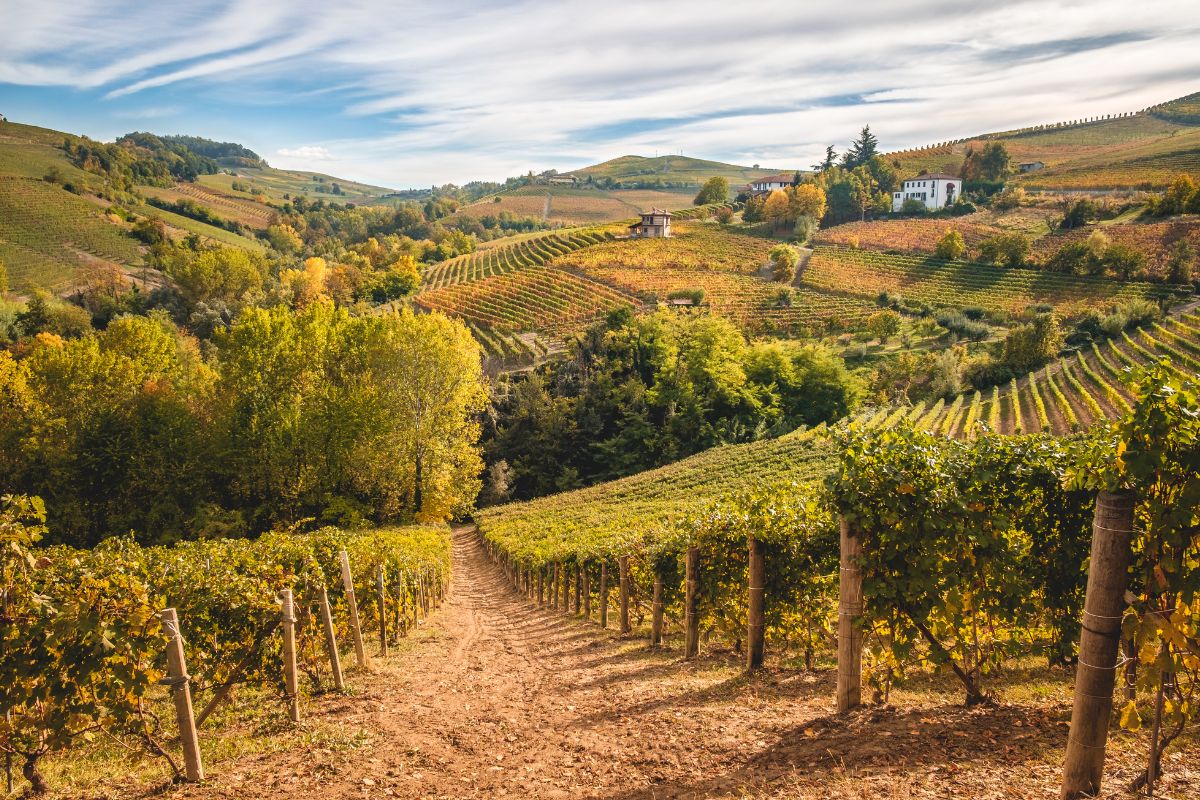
[1167,239,1195,284]
[867,309,902,342]
[789,183,827,221]
[764,189,792,232]
[769,244,799,282]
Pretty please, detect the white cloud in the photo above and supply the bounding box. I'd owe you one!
[277,145,334,161]
[2,0,1199,186]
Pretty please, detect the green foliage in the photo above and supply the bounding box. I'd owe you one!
[977,232,1030,268]
[1167,239,1195,285]
[693,176,730,206]
[769,244,799,282]
[828,424,1094,702]
[158,244,268,305]
[484,311,860,500]
[1001,313,1063,373]
[935,229,967,260]
[961,142,1011,181]
[842,125,879,170]
[866,309,902,342]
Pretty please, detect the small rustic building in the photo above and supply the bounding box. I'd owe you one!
[1018,161,1045,173]
[891,173,960,212]
[629,208,672,238]
[746,173,795,195]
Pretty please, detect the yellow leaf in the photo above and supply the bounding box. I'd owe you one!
[1119,700,1142,732]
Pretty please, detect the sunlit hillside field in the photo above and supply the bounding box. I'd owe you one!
[196,167,394,203]
[456,185,695,224]
[140,182,276,229]
[554,222,775,274]
[572,154,788,186]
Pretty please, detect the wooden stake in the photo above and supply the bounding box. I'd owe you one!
[582,561,591,619]
[552,562,561,610]
[279,590,300,723]
[650,569,664,647]
[538,566,545,605]
[837,517,864,712]
[1061,491,1135,800]
[160,607,204,781]
[685,547,700,660]
[560,561,569,611]
[339,550,368,670]
[599,562,609,629]
[619,555,631,634]
[747,535,766,671]
[376,566,388,657]
[573,564,582,614]
[318,585,345,691]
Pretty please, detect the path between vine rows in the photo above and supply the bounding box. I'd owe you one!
[154,528,1183,800]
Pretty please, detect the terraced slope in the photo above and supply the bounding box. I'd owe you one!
[853,308,1200,438]
[0,176,143,290]
[802,246,1183,317]
[141,182,276,229]
[420,227,615,290]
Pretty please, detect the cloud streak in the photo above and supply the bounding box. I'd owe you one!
[1,0,1197,186]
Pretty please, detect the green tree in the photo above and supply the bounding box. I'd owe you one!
[977,232,1029,268]
[1001,313,1062,373]
[769,244,799,282]
[842,125,879,169]
[867,309,902,342]
[693,176,729,205]
[935,229,967,260]
[1167,239,1195,284]
[812,145,837,173]
[1102,242,1145,281]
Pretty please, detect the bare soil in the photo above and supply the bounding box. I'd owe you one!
[104,528,1197,800]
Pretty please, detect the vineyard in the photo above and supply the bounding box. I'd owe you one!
[467,322,553,370]
[553,222,775,275]
[139,182,276,229]
[801,245,1183,317]
[812,218,1005,254]
[419,227,615,290]
[457,186,695,224]
[1032,218,1200,278]
[0,176,143,291]
[414,265,638,332]
[1,506,450,792]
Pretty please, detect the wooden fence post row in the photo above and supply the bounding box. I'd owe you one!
[837,518,864,713]
[1061,491,1136,800]
[159,607,204,782]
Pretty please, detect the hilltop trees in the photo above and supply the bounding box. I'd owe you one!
[812,145,838,173]
[960,142,1011,181]
[694,176,729,205]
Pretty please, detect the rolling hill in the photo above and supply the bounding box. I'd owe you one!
[571,154,789,186]
[888,91,1200,190]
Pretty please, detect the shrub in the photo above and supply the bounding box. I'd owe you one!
[1167,239,1195,285]
[935,310,990,341]
[769,244,799,282]
[793,214,818,243]
[977,233,1030,268]
[1058,199,1098,230]
[900,198,927,215]
[935,229,967,260]
[867,309,902,342]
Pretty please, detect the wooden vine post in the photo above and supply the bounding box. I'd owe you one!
[318,586,345,691]
[746,535,766,671]
[1060,490,1136,800]
[599,562,609,629]
[837,518,864,712]
[159,607,204,782]
[376,566,388,657]
[339,550,368,670]
[573,564,582,614]
[556,561,565,610]
[561,562,570,611]
[582,561,591,619]
[538,566,545,605]
[684,546,700,660]
[279,589,300,723]
[650,568,664,647]
[619,555,632,634]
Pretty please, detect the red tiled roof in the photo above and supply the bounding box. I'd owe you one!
[905,173,959,182]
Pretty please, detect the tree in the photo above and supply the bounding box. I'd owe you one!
[693,176,729,206]
[842,125,879,169]
[977,233,1029,268]
[715,206,734,225]
[1102,242,1144,281]
[764,190,791,232]
[1158,173,1198,215]
[1058,199,1098,230]
[793,214,818,243]
[789,184,827,221]
[1001,313,1063,373]
[742,195,766,223]
[1167,239,1195,284]
[848,166,883,222]
[867,309,902,342]
[812,145,837,173]
[769,245,799,282]
[266,223,304,254]
[935,229,967,260]
[961,142,1011,181]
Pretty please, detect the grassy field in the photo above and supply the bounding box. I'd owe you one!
[571,154,790,186]
[130,202,267,251]
[197,167,394,203]
[0,177,143,291]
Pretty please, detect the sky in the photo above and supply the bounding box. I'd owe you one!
[1,0,1198,189]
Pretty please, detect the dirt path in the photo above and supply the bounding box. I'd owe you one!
[156,528,1197,800]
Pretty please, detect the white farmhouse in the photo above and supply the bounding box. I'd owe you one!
[746,173,795,195]
[891,173,960,212]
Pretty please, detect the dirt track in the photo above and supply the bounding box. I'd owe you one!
[153,528,1196,800]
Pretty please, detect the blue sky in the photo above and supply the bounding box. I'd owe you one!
[1,0,1198,188]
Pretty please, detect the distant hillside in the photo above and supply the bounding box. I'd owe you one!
[571,154,791,187]
[888,90,1200,190]
[456,184,696,225]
